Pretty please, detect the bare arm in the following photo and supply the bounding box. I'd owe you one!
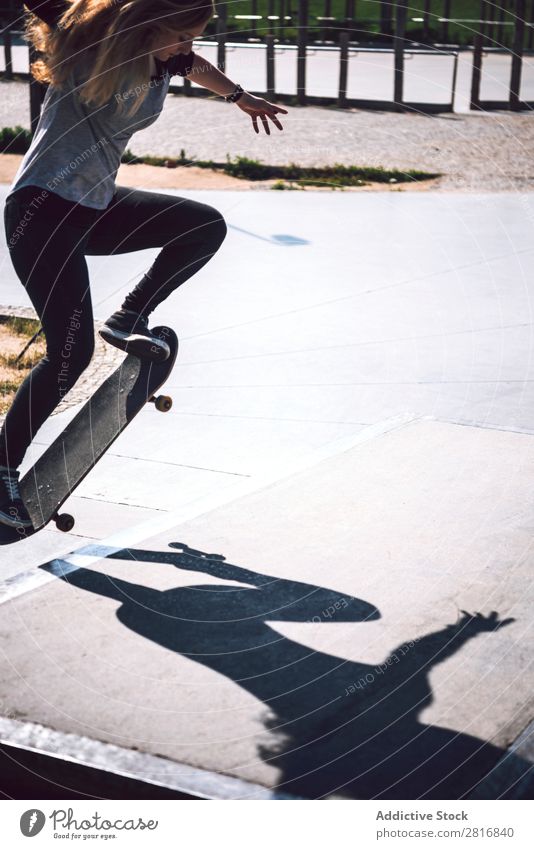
[185,53,288,135]
[185,53,239,98]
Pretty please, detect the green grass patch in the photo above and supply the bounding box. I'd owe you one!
[1,351,41,371]
[121,151,439,187]
[0,126,32,155]
[0,378,20,395]
[0,315,41,338]
[0,316,44,414]
[272,180,300,190]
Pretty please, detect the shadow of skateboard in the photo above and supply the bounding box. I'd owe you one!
[0,326,178,545]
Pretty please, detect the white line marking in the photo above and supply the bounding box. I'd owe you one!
[0,412,425,605]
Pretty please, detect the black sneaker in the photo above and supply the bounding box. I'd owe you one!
[0,466,33,528]
[99,309,171,361]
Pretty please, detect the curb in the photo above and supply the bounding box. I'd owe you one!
[0,717,297,800]
[0,305,125,423]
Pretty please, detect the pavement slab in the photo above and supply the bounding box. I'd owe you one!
[0,418,532,799]
[1,185,533,798]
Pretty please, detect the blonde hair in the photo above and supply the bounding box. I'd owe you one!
[25,0,214,115]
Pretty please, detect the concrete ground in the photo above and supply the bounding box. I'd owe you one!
[0,185,533,798]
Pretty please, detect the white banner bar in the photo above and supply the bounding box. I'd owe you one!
[1,799,532,848]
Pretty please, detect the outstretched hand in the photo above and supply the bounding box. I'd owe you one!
[457,609,516,631]
[236,92,289,134]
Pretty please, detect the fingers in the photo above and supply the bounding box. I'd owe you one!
[267,101,289,115]
[258,110,284,133]
[246,102,287,134]
[264,103,286,130]
[269,112,284,131]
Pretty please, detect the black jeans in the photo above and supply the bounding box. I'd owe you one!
[1,184,227,469]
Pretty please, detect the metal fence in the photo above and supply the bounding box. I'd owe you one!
[2,0,534,45]
[0,0,532,128]
[469,0,534,109]
[204,0,534,49]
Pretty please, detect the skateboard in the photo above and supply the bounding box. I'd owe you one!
[0,326,178,545]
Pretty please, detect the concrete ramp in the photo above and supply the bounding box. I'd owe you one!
[0,418,533,799]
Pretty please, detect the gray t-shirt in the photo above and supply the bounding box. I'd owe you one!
[10,1,195,209]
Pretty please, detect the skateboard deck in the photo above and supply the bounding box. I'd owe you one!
[0,326,178,545]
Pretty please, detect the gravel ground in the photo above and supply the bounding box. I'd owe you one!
[1,79,533,191]
[0,306,124,424]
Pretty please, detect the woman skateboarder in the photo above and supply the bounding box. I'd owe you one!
[0,0,287,528]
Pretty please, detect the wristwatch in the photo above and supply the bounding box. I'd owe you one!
[225,84,244,103]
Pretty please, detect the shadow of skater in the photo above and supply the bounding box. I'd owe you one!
[51,542,520,799]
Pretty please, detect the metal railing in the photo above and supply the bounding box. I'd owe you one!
[0,0,532,127]
[221,0,457,112]
[468,0,534,110]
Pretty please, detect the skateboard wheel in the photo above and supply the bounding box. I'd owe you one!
[55,513,75,532]
[153,394,172,412]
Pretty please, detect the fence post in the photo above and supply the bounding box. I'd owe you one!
[510,0,526,109]
[338,31,349,107]
[380,1,393,36]
[322,0,332,42]
[267,0,275,36]
[470,31,483,109]
[297,0,308,105]
[449,49,459,111]
[486,0,494,46]
[216,2,227,76]
[266,34,275,98]
[423,0,431,41]
[441,0,451,43]
[470,0,486,109]
[393,0,407,109]
[499,0,510,47]
[344,0,355,31]
[4,23,13,80]
[251,0,258,38]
